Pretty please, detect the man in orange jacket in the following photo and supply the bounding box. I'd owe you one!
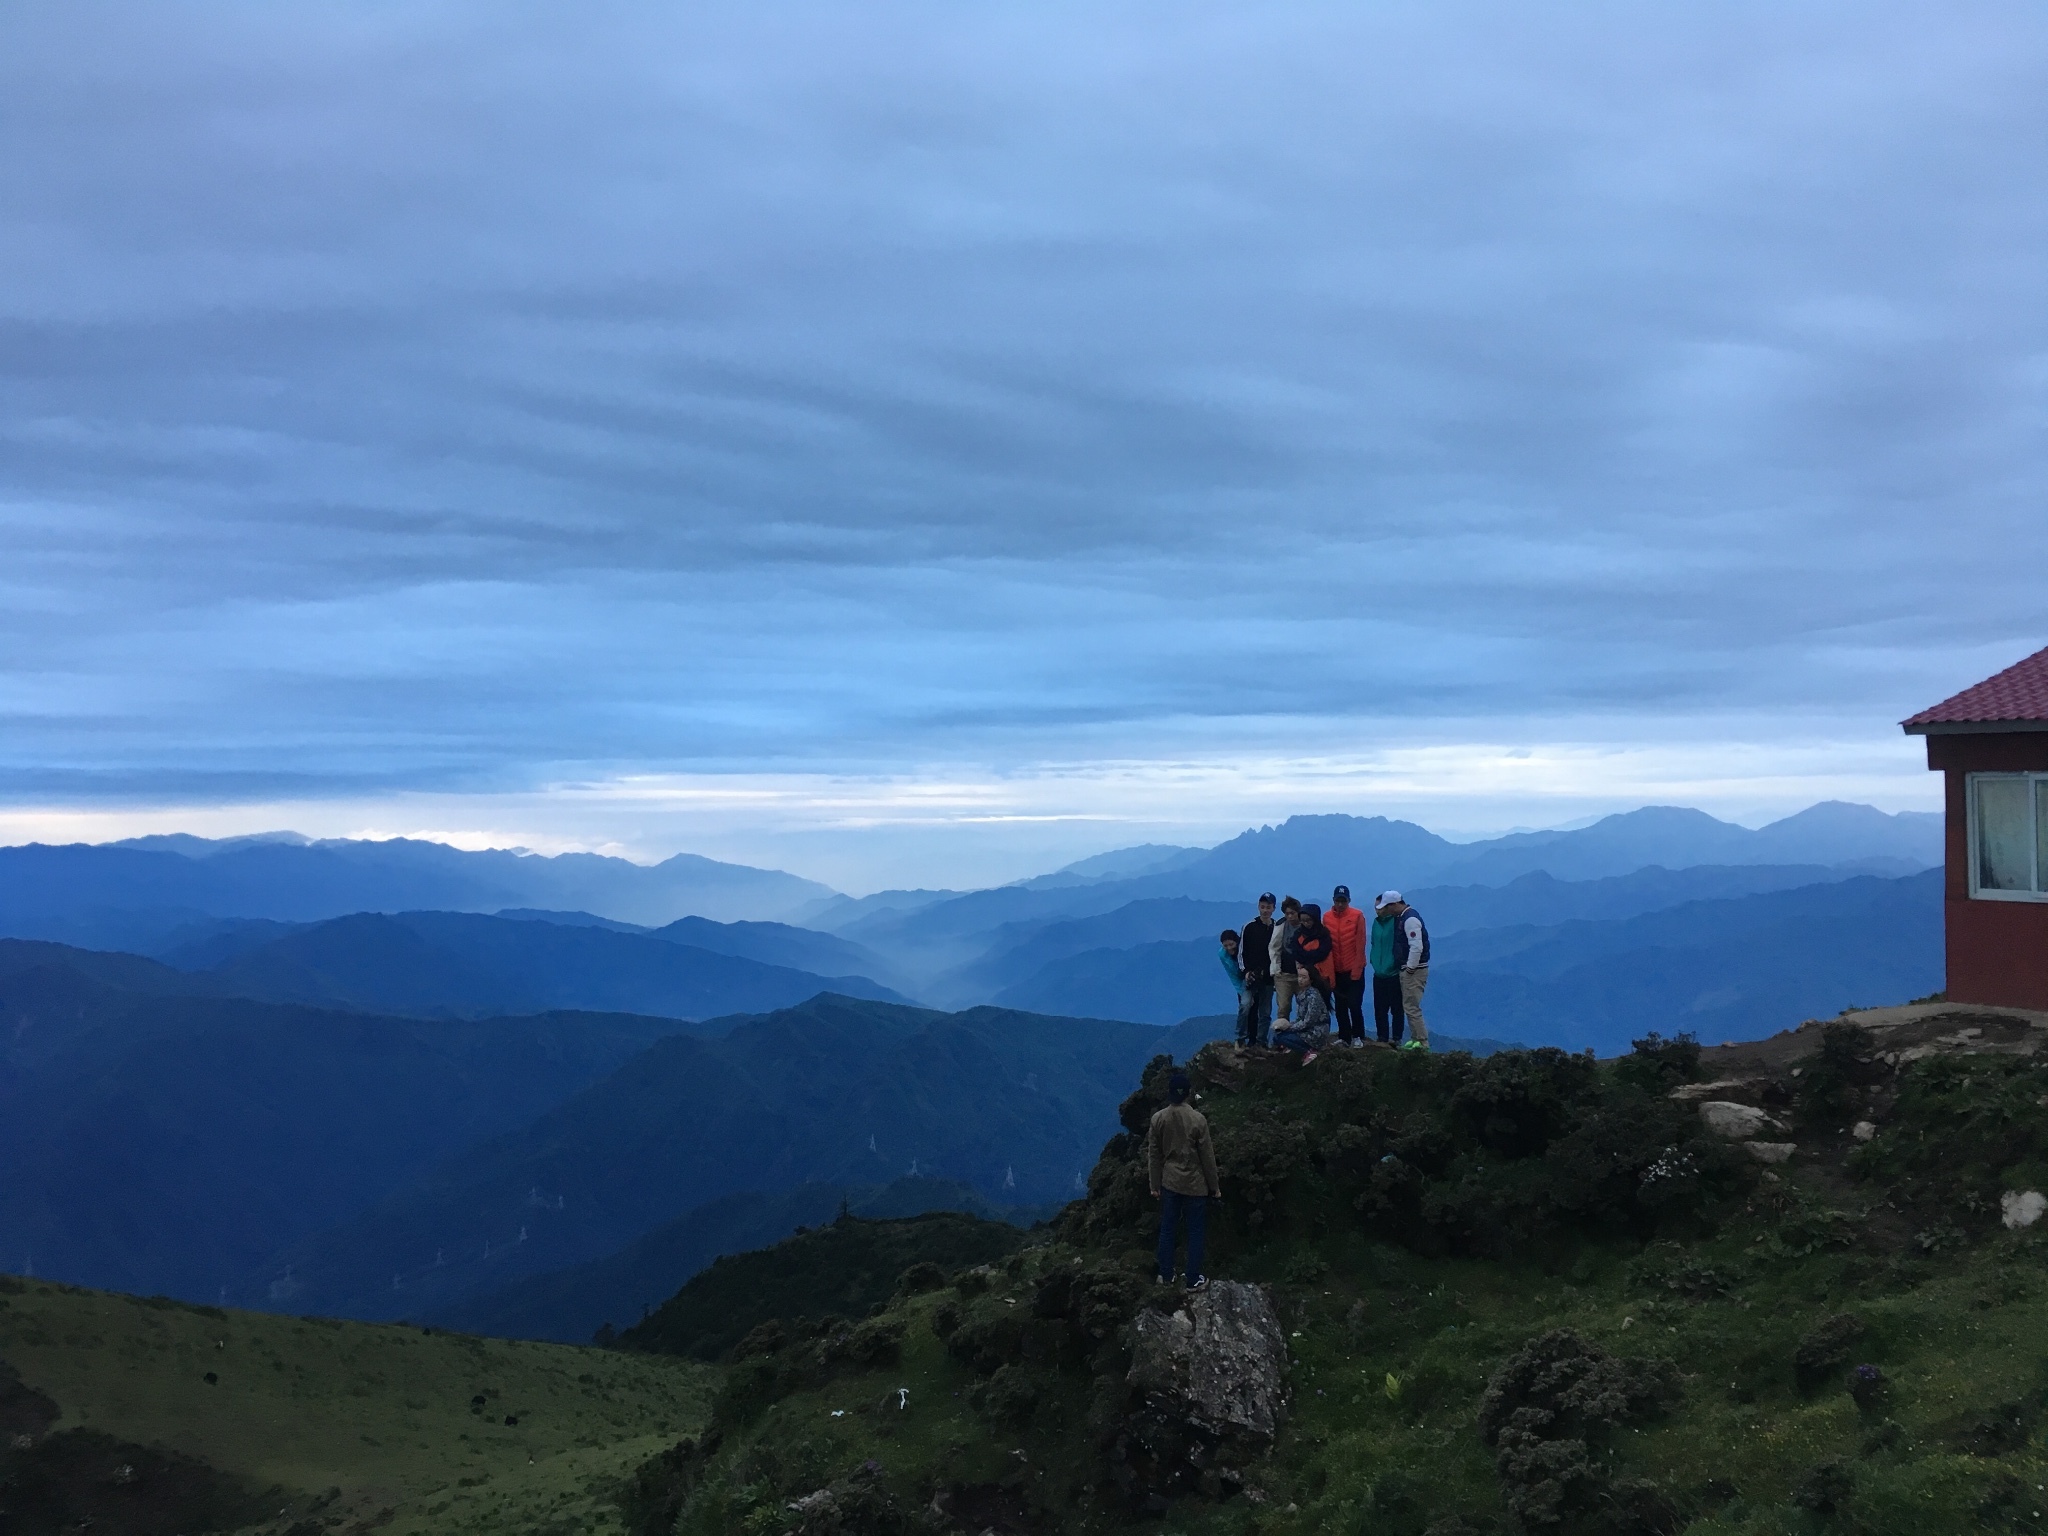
[1325,884,1368,1047]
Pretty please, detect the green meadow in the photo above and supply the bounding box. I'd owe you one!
[0,1276,713,1534]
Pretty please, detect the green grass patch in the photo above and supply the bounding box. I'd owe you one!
[0,1277,714,1534]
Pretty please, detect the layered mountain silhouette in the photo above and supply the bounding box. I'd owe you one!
[0,833,834,952]
[249,996,1227,1324]
[985,868,1941,1051]
[179,909,910,1018]
[0,939,712,1298]
[0,799,1949,1339]
[805,804,1940,990]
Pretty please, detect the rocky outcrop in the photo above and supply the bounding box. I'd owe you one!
[1695,1100,1785,1140]
[1113,1281,1289,1511]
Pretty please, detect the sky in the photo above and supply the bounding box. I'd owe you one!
[4,2,2045,892]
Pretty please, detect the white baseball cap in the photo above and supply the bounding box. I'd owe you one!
[1373,890,1402,909]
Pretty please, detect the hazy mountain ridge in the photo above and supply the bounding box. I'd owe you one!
[0,940,711,1298]
[190,909,911,1019]
[0,834,836,951]
[252,997,1228,1325]
[985,867,1941,1046]
[806,803,1940,989]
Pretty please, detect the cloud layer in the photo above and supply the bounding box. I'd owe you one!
[4,2,2044,882]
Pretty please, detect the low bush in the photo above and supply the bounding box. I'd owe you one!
[1479,1329,1682,1534]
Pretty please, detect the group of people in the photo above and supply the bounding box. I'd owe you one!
[1145,888,1435,1292]
[1216,886,1431,1064]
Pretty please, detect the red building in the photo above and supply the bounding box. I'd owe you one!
[1903,644,2048,1011]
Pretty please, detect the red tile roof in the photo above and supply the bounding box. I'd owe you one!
[1903,644,2048,731]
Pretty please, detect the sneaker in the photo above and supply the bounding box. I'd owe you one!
[1301,1051,1318,1065]
[1185,1276,1209,1294]
[1400,1039,1429,1052]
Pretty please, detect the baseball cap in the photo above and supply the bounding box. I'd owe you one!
[1332,884,1351,901]
[1258,891,1276,904]
[1374,890,1402,909]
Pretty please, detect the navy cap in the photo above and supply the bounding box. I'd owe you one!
[1258,891,1276,903]
[1333,884,1351,901]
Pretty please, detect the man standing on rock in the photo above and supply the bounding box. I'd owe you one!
[1376,892,1431,1051]
[1325,885,1367,1048]
[1238,893,1277,1047]
[1369,893,1405,1045]
[1148,1071,1221,1292]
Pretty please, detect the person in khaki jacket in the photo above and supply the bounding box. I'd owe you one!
[1147,1071,1221,1292]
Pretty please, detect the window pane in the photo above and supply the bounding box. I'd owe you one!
[2038,779,2048,893]
[1977,777,2032,891]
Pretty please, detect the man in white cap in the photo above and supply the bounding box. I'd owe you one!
[1371,892,1430,1050]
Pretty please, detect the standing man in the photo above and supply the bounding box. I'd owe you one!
[1377,891,1431,1051]
[1324,885,1368,1048]
[1239,893,1277,1047]
[1370,892,1405,1045]
[1148,1070,1220,1292]
[1269,897,1303,1026]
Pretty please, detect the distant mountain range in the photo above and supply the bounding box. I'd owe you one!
[255,996,1226,1324]
[169,909,910,1018]
[0,938,710,1298]
[0,803,1937,958]
[0,833,834,951]
[0,798,1950,1346]
[987,868,1943,1053]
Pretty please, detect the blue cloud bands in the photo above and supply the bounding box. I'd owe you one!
[2,2,2043,873]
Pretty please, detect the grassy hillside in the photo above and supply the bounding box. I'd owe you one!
[0,1276,713,1535]
[620,1004,2048,1534]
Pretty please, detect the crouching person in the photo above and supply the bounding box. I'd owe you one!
[1271,980,1329,1064]
[1148,1070,1221,1292]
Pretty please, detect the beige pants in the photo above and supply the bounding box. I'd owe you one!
[1400,966,1430,1043]
[1273,970,1303,1022]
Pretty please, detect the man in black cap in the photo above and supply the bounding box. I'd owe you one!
[1325,885,1367,1048]
[1147,1070,1221,1291]
[1238,893,1277,1046]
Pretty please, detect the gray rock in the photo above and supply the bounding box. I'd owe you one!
[1114,1281,1289,1512]
[1127,1281,1289,1444]
[1697,1100,1785,1140]
[1745,1141,1795,1164]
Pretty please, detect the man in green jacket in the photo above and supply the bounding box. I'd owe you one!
[1369,895,1405,1045]
[1148,1071,1221,1291]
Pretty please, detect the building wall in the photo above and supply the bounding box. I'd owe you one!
[1927,731,2048,1011]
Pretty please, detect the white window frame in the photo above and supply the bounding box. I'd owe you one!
[1967,771,2048,903]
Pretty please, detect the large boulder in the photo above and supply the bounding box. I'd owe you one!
[1114,1281,1289,1510]
[1696,1101,1784,1140]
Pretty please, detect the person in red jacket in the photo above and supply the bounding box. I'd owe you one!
[1324,884,1368,1048]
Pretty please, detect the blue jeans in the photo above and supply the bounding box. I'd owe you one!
[1244,978,1274,1044]
[1156,1189,1209,1285]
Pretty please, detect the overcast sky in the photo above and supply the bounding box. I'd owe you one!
[4,2,2044,890]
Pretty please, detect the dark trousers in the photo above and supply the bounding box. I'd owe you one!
[1238,979,1274,1045]
[1156,1190,1208,1284]
[1372,972,1405,1043]
[1333,974,1366,1044]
